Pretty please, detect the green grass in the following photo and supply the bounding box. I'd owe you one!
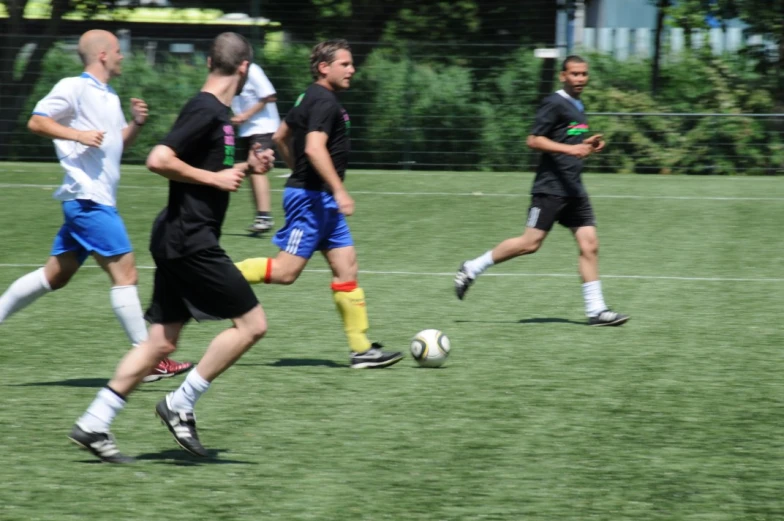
[1,162,783,520]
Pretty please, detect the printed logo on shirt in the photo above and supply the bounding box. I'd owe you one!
[223,125,235,166]
[341,108,351,135]
[566,122,590,136]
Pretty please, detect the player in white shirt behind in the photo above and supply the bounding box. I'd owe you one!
[231,62,281,235]
[0,29,192,382]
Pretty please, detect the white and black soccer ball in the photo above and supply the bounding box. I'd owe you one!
[410,329,451,368]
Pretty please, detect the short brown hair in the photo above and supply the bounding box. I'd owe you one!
[209,32,253,76]
[310,39,351,80]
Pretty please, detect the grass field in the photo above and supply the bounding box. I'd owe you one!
[1,162,783,521]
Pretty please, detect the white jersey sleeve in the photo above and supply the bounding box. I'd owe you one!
[254,66,277,99]
[32,78,80,123]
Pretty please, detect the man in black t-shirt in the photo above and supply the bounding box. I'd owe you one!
[234,39,403,369]
[69,32,274,463]
[455,55,629,327]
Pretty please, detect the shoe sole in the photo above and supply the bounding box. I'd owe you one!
[351,354,404,369]
[455,263,473,301]
[155,407,208,457]
[590,316,630,327]
[142,364,193,383]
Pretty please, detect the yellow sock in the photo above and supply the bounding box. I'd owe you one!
[332,281,371,353]
[235,257,272,284]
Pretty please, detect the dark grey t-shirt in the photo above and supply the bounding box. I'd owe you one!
[529,92,590,197]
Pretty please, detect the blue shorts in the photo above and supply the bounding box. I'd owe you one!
[50,199,133,265]
[272,188,353,259]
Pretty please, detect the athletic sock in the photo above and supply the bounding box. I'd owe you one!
[582,280,608,317]
[464,250,495,278]
[235,257,272,284]
[332,281,371,353]
[0,267,52,323]
[77,387,127,433]
[168,369,211,413]
[110,285,148,346]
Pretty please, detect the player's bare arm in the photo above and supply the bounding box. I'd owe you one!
[122,98,148,148]
[305,130,355,216]
[272,120,295,170]
[27,114,105,147]
[527,134,594,159]
[146,144,244,191]
[231,94,277,125]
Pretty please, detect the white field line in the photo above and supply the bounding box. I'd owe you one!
[3,166,784,180]
[0,263,780,282]
[0,182,781,201]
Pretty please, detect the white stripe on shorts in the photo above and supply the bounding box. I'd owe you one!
[286,228,303,254]
[526,207,541,228]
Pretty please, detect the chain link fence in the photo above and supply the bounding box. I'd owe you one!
[2,29,783,174]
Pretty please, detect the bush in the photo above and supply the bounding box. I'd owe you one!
[11,40,784,175]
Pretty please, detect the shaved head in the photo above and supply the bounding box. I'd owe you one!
[209,32,253,76]
[78,30,118,66]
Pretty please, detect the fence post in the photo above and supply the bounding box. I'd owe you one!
[401,41,414,171]
[251,0,262,50]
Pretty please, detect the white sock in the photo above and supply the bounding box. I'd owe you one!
[168,369,211,413]
[77,387,127,433]
[464,250,495,278]
[0,268,52,323]
[582,280,607,317]
[110,285,148,346]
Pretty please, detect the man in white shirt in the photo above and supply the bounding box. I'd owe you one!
[0,29,192,381]
[231,62,280,234]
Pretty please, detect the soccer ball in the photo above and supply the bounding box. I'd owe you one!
[410,329,451,368]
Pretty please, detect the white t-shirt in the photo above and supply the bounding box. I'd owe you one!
[32,72,127,207]
[232,63,281,137]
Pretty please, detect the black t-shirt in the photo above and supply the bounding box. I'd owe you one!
[284,83,350,193]
[529,92,590,197]
[149,92,236,259]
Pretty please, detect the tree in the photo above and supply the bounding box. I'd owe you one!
[721,0,784,100]
[650,0,669,96]
[0,0,114,157]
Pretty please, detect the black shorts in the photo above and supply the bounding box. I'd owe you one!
[145,247,259,324]
[526,194,596,231]
[236,133,274,161]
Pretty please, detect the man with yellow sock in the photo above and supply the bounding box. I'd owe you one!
[235,39,403,369]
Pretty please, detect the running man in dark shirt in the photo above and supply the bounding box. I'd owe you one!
[235,39,403,368]
[455,55,629,327]
[69,32,275,463]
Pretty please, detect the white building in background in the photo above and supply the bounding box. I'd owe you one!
[571,0,753,60]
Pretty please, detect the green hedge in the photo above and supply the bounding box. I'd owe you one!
[11,42,784,174]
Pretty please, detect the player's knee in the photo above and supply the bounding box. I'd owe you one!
[242,317,267,344]
[277,271,299,285]
[517,236,543,255]
[580,238,599,257]
[148,338,177,357]
[526,239,543,254]
[118,266,139,286]
[48,272,72,290]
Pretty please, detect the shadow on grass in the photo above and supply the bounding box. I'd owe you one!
[74,449,254,466]
[135,448,255,466]
[222,232,269,238]
[261,358,347,368]
[11,378,108,388]
[455,317,586,326]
